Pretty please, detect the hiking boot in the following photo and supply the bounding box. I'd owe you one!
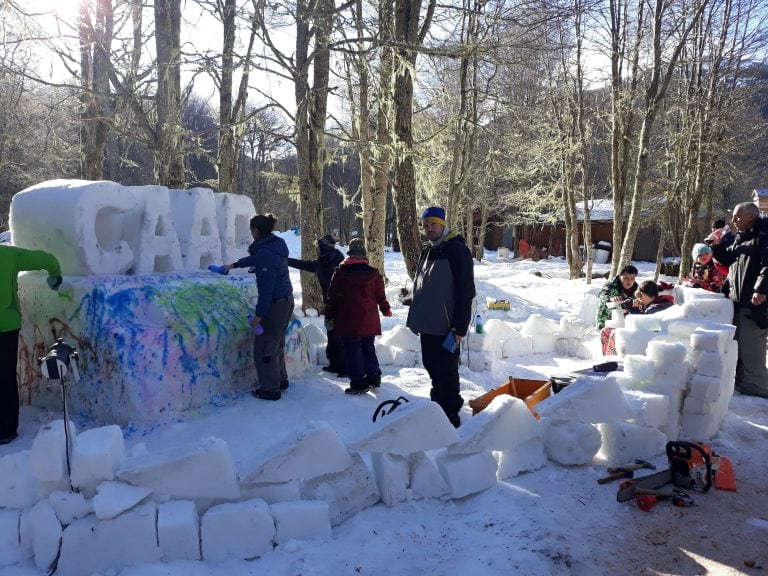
[365,375,381,389]
[280,380,290,390]
[322,365,340,373]
[345,386,370,395]
[0,433,18,445]
[447,413,461,428]
[251,389,281,401]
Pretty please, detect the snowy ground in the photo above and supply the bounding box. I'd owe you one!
[2,234,767,575]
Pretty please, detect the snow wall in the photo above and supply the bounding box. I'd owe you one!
[9,180,310,425]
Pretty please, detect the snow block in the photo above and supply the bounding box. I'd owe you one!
[624,390,670,428]
[270,500,332,544]
[10,179,138,275]
[535,375,631,423]
[0,509,30,566]
[215,191,256,265]
[25,499,62,571]
[17,274,309,426]
[302,321,328,346]
[497,437,547,479]
[300,453,380,526]
[501,332,534,358]
[0,450,40,509]
[201,498,274,562]
[57,503,162,576]
[435,451,498,499]
[92,481,152,520]
[375,343,395,365]
[694,351,724,378]
[371,452,409,507]
[687,375,722,401]
[391,347,418,367]
[169,187,222,271]
[408,452,449,500]
[622,355,655,382]
[682,296,733,325]
[48,491,92,526]
[467,350,493,371]
[531,334,558,354]
[520,314,559,336]
[614,328,655,357]
[29,419,76,485]
[541,419,601,465]
[239,480,302,504]
[690,330,721,353]
[597,422,667,465]
[446,395,540,455]
[158,500,201,561]
[70,424,126,492]
[117,436,240,500]
[680,412,721,441]
[645,341,687,365]
[123,185,184,273]
[239,421,353,485]
[559,314,591,339]
[624,314,662,332]
[348,398,460,455]
[379,325,420,351]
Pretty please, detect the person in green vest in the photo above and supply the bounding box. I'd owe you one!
[1,244,62,445]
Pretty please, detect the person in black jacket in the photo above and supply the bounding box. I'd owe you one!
[710,202,768,398]
[406,206,476,428]
[288,235,346,375]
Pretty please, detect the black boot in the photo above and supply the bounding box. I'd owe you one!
[280,380,290,390]
[252,389,281,401]
[345,381,370,395]
[447,413,461,428]
[365,374,381,388]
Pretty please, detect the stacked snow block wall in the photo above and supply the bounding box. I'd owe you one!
[9,180,310,425]
[0,397,555,574]
[303,314,600,373]
[605,286,737,443]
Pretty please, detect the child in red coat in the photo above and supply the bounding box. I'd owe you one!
[325,238,392,394]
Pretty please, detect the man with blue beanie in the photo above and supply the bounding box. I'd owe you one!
[406,206,476,427]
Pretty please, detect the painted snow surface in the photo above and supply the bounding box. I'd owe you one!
[2,232,767,575]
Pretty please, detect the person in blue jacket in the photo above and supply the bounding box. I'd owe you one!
[221,214,294,400]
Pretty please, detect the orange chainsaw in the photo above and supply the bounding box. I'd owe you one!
[616,441,720,502]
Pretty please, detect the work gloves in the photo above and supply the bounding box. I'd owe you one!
[208,265,229,275]
[47,275,62,290]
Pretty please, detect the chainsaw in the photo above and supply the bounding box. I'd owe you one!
[616,441,720,502]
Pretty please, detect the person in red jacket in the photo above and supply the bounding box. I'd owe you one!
[325,238,392,394]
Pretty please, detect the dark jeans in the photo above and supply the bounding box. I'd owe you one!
[326,327,346,372]
[420,333,464,417]
[253,296,294,393]
[342,336,380,389]
[0,330,20,439]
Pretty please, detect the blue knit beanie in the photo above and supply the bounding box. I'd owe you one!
[421,206,446,226]
[692,242,712,259]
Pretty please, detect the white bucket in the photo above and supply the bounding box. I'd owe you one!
[593,248,610,264]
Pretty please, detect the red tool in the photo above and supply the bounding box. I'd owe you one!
[633,487,695,511]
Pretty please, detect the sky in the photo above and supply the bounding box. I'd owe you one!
[2,233,767,575]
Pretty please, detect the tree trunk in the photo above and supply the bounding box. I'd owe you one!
[392,0,435,280]
[154,0,185,188]
[78,0,113,180]
[294,0,332,311]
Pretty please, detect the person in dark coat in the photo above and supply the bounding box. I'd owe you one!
[627,280,674,315]
[325,238,391,395]
[710,202,768,398]
[288,235,346,375]
[406,206,476,428]
[221,214,294,401]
